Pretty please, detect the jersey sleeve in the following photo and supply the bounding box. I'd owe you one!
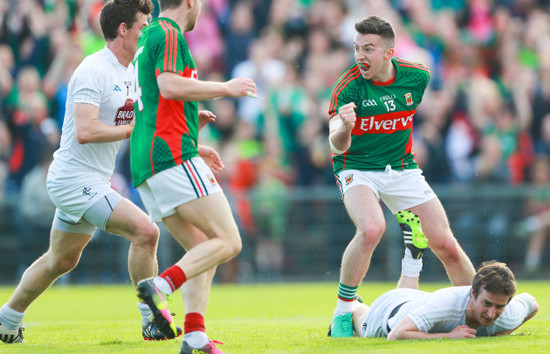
[328,66,359,119]
[416,67,431,103]
[151,20,187,77]
[483,293,536,336]
[71,62,105,107]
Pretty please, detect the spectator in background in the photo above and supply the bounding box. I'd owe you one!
[79,1,105,57]
[222,0,255,78]
[17,146,56,274]
[42,34,83,131]
[6,66,50,190]
[0,120,10,201]
[232,36,285,125]
[0,44,14,98]
[185,1,224,73]
[518,154,550,274]
[535,113,550,155]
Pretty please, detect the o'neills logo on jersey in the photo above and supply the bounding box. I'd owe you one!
[352,109,416,135]
[114,98,135,126]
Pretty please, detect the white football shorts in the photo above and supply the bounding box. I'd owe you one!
[359,288,427,338]
[47,169,123,235]
[137,157,223,222]
[336,167,437,214]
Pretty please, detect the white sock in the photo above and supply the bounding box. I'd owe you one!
[137,301,152,325]
[333,298,354,317]
[402,248,423,278]
[0,304,24,331]
[153,277,173,295]
[184,331,209,348]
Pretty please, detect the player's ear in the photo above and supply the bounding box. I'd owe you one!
[118,22,128,37]
[384,47,394,60]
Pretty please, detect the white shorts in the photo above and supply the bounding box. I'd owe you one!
[47,169,123,235]
[47,169,116,223]
[137,157,222,222]
[336,167,437,214]
[52,191,123,235]
[360,288,426,338]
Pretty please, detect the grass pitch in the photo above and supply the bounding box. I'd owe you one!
[0,281,548,353]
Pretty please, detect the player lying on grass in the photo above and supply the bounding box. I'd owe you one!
[341,212,539,339]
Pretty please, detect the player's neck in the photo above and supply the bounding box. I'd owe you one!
[159,9,187,32]
[106,40,132,68]
[373,61,396,83]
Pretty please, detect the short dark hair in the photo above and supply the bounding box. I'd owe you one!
[159,0,183,11]
[354,15,395,48]
[100,0,154,41]
[472,261,516,300]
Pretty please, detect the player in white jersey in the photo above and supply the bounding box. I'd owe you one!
[351,260,538,340]
[0,0,183,343]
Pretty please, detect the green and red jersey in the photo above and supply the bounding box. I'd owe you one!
[329,57,430,175]
[130,17,199,187]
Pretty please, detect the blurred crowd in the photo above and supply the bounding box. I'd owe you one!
[1,0,550,277]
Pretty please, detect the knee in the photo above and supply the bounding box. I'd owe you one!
[222,232,242,260]
[48,253,79,275]
[227,234,242,258]
[356,223,385,249]
[133,223,160,249]
[430,234,462,262]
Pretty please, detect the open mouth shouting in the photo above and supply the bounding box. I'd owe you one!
[358,62,371,75]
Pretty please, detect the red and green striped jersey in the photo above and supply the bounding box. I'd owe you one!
[328,57,430,175]
[130,17,199,187]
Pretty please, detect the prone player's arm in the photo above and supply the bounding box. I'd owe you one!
[328,102,356,154]
[492,293,539,336]
[73,103,131,144]
[387,317,477,340]
[157,72,257,102]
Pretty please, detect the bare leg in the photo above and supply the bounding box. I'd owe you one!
[524,229,548,271]
[164,193,242,280]
[106,198,159,288]
[411,199,475,285]
[397,275,419,289]
[339,186,386,287]
[351,302,370,336]
[8,228,91,312]
[163,217,217,318]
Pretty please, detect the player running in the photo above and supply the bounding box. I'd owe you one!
[129,0,257,353]
[0,0,181,343]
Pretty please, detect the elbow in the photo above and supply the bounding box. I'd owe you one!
[159,85,177,101]
[75,130,92,144]
[531,301,539,317]
[387,331,399,341]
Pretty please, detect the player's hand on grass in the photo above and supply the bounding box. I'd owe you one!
[449,325,476,339]
[338,102,357,131]
[198,145,224,173]
[224,78,257,98]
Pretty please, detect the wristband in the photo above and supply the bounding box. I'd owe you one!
[329,136,347,155]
